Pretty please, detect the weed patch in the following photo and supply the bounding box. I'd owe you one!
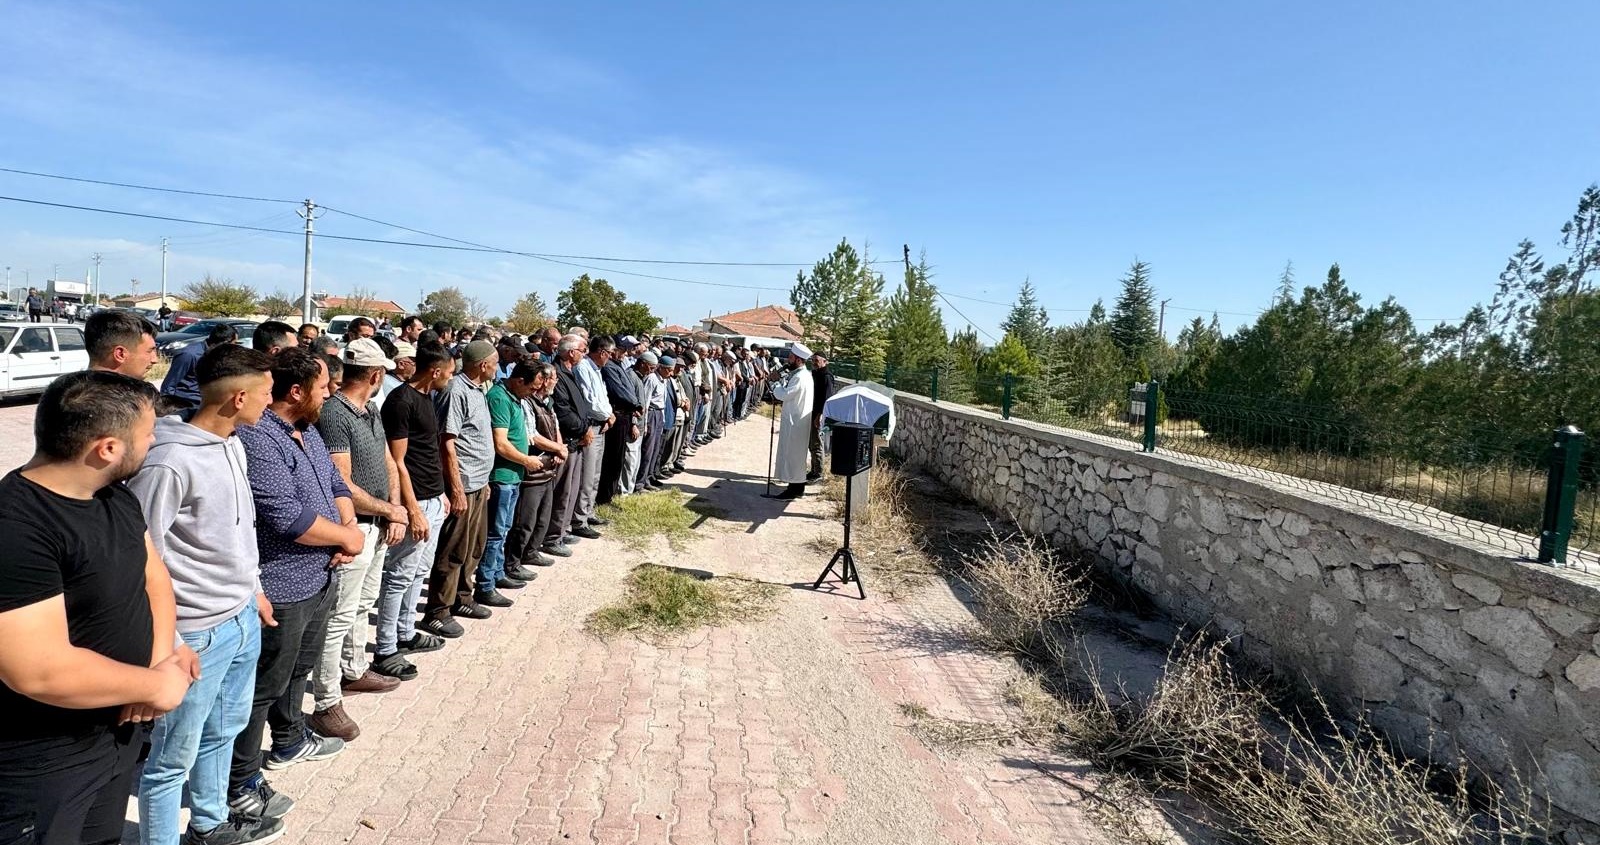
[587,564,781,639]
[599,490,700,551]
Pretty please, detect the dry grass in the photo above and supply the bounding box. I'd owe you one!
[586,564,781,639]
[960,530,1087,659]
[598,489,700,551]
[817,464,941,600]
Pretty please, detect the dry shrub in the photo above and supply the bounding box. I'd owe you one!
[961,530,1086,658]
[819,464,940,600]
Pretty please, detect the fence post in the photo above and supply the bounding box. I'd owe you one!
[930,369,940,403]
[1142,380,1161,452]
[1001,374,1015,419]
[884,363,895,389]
[1538,425,1585,564]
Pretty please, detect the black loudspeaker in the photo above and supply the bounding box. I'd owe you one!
[830,422,875,477]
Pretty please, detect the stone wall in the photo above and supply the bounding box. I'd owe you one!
[890,394,1600,826]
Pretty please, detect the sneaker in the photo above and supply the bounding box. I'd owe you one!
[340,670,400,695]
[308,703,360,742]
[188,812,285,844]
[475,590,513,608]
[587,516,610,526]
[397,632,446,654]
[540,543,572,559]
[421,616,465,638]
[263,731,344,771]
[228,775,294,820]
[495,576,527,590]
[371,652,419,680]
[570,525,602,540]
[451,603,492,620]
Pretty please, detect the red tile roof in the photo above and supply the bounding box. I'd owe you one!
[701,305,812,340]
[321,295,408,315]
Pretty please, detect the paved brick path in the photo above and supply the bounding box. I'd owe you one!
[0,400,1117,844]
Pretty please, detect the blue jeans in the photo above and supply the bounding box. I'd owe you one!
[139,604,261,844]
[477,482,521,593]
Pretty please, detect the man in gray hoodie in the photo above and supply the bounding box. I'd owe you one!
[129,344,283,845]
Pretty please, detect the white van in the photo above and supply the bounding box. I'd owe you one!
[0,322,91,397]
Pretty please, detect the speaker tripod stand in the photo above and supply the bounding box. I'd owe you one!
[811,471,865,600]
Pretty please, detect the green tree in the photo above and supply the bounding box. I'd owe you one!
[338,286,384,318]
[1109,260,1159,365]
[883,252,947,373]
[419,287,472,327]
[182,275,258,317]
[257,290,297,320]
[1001,279,1050,358]
[556,274,660,336]
[503,291,552,334]
[789,239,886,371]
[980,332,1038,378]
[1167,314,1224,395]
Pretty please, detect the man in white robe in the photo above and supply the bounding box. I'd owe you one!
[766,343,815,500]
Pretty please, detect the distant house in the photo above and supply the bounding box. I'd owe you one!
[699,305,812,343]
[297,293,410,322]
[113,293,187,311]
[659,324,696,337]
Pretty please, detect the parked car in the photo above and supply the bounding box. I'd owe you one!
[0,303,26,320]
[0,322,90,398]
[156,318,259,357]
[324,314,375,341]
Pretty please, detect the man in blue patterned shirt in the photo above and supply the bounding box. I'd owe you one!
[227,347,366,827]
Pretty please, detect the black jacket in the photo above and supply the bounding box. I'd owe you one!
[552,365,592,443]
[811,364,836,420]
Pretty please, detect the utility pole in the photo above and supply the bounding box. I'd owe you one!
[91,253,102,304]
[160,237,169,309]
[903,243,911,277]
[1158,298,1172,337]
[298,198,318,324]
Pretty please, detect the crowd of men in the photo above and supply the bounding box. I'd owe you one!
[0,306,836,845]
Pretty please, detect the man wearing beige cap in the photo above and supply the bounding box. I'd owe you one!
[310,338,407,742]
[423,340,499,638]
[377,340,416,407]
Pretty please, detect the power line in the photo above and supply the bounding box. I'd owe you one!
[0,193,793,292]
[0,166,299,205]
[935,290,999,342]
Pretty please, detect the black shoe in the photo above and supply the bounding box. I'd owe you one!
[496,576,527,590]
[806,472,824,484]
[227,775,294,821]
[475,590,514,608]
[532,552,558,566]
[451,603,492,619]
[371,652,419,680]
[571,525,602,540]
[541,543,572,559]
[188,811,285,844]
[503,564,535,582]
[777,483,805,500]
[588,516,610,526]
[397,632,446,654]
[421,616,466,638]
[672,463,687,472]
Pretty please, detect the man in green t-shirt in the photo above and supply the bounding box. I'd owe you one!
[476,362,551,606]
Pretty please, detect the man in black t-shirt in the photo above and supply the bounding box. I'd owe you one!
[0,371,196,845]
[372,343,456,680]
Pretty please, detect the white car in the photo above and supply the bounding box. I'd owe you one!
[0,322,90,398]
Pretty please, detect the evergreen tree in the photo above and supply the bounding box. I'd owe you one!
[790,239,887,371]
[884,252,946,372]
[1001,279,1050,357]
[1275,260,1297,304]
[556,274,660,335]
[1109,260,1159,365]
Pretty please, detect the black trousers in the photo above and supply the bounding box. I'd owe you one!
[0,724,145,845]
[507,478,557,566]
[230,582,333,792]
[597,420,630,506]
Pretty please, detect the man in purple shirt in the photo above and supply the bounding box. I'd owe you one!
[227,347,366,827]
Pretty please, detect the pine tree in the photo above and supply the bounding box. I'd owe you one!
[791,239,887,372]
[1109,260,1159,365]
[884,252,946,372]
[1001,279,1050,357]
[1275,260,1297,304]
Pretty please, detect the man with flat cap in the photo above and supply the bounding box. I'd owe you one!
[766,343,816,500]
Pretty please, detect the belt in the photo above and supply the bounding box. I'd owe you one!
[355,515,384,525]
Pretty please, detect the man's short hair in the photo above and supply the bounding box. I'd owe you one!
[253,320,296,352]
[322,352,344,384]
[348,317,375,334]
[374,335,400,359]
[417,330,439,347]
[309,336,340,356]
[557,334,584,353]
[197,344,274,388]
[206,323,239,348]
[589,336,615,354]
[269,346,325,401]
[432,321,452,336]
[35,370,158,461]
[414,343,452,375]
[342,362,378,385]
[84,310,157,362]
[540,327,562,342]
[567,326,589,338]
[400,315,424,333]
[298,323,320,336]
[508,361,544,382]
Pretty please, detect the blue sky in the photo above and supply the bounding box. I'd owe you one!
[1,1,1597,339]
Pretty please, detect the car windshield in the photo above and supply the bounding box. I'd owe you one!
[327,319,350,337]
[180,320,224,335]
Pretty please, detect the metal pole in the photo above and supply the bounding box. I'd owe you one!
[1538,426,1586,565]
[298,199,317,325]
[1001,373,1015,419]
[91,253,102,305]
[1143,380,1161,452]
[160,237,168,314]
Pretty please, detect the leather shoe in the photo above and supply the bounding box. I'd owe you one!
[503,564,535,581]
[571,525,602,540]
[532,552,558,566]
[587,516,610,526]
[475,591,513,608]
[309,703,360,742]
[340,670,401,695]
[541,543,572,559]
[496,576,527,590]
